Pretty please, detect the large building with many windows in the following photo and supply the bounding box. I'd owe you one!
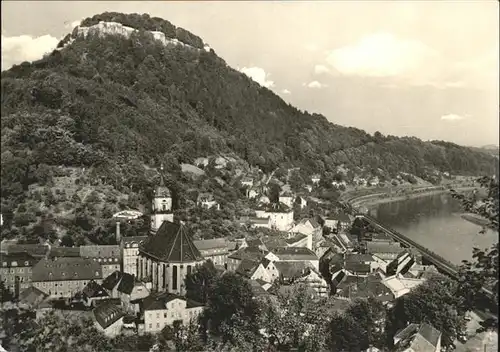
[137,221,204,295]
[31,257,103,298]
[0,252,38,296]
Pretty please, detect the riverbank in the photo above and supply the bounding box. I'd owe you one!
[461,213,494,229]
[348,186,476,209]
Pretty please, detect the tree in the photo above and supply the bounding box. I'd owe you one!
[385,274,466,349]
[0,281,14,303]
[60,233,75,247]
[267,183,281,204]
[201,272,262,347]
[326,297,387,351]
[184,260,220,304]
[451,175,499,331]
[260,283,329,351]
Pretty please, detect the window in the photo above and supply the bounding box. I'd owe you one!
[24,261,29,266]
[157,323,160,328]
[149,324,152,329]
[172,266,178,290]
[164,313,167,318]
[156,313,160,319]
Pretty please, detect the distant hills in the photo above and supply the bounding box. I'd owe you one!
[1,12,498,217]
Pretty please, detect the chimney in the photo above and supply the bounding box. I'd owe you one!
[116,221,121,243]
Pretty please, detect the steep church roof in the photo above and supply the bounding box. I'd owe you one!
[140,221,203,263]
[154,164,171,197]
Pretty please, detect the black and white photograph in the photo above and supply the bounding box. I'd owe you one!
[0,1,498,351]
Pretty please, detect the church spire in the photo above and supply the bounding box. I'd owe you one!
[159,163,165,186]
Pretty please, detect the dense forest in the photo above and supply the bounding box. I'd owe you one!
[1,12,497,242]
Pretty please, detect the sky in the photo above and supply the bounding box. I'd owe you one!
[1,1,499,147]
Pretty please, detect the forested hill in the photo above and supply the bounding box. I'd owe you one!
[1,12,497,204]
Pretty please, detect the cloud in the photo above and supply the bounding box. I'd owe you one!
[305,81,328,89]
[314,64,330,75]
[1,34,59,70]
[441,113,466,121]
[281,89,291,94]
[239,66,275,88]
[325,32,438,78]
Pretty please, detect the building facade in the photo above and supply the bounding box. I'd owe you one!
[0,252,38,296]
[193,238,230,267]
[80,245,121,278]
[31,257,103,298]
[138,221,204,295]
[121,236,148,276]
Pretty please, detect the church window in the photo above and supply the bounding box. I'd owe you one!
[172,266,178,290]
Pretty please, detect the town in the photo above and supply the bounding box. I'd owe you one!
[1,161,477,351]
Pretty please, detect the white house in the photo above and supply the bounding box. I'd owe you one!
[241,177,254,188]
[311,175,321,185]
[285,232,312,251]
[296,196,308,209]
[289,218,322,247]
[197,193,220,210]
[142,293,204,333]
[279,191,295,208]
[381,274,426,298]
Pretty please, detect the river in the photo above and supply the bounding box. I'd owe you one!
[368,192,498,265]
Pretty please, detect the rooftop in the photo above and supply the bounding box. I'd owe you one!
[1,252,38,267]
[140,221,203,263]
[80,245,120,259]
[228,247,268,261]
[49,247,81,258]
[236,259,260,278]
[83,280,109,299]
[271,247,318,261]
[193,238,228,251]
[366,242,404,254]
[3,244,49,257]
[93,302,125,329]
[32,257,102,282]
[121,236,148,245]
[273,261,311,280]
[285,233,308,245]
[101,271,136,295]
[18,286,49,307]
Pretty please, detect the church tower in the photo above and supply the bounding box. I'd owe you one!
[151,164,174,234]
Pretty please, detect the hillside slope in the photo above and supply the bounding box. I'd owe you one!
[1,12,497,241]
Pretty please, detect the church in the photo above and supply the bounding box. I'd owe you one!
[135,166,205,295]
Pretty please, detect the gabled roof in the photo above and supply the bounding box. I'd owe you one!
[142,292,198,311]
[49,247,81,258]
[102,271,122,291]
[236,259,260,278]
[285,233,308,245]
[299,218,320,228]
[83,280,109,299]
[345,253,374,263]
[367,242,404,254]
[93,302,125,329]
[271,247,318,261]
[279,190,294,197]
[246,238,266,248]
[117,273,135,295]
[264,202,291,213]
[394,323,442,351]
[4,244,49,257]
[330,212,350,222]
[260,258,271,269]
[418,323,442,347]
[1,252,38,267]
[228,247,267,261]
[193,238,228,251]
[80,245,120,259]
[32,257,102,282]
[274,261,311,280]
[345,262,371,274]
[262,237,288,249]
[140,221,203,263]
[18,286,48,307]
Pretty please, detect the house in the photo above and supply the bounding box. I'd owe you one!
[80,245,121,278]
[239,238,268,252]
[290,218,322,238]
[0,252,38,296]
[271,261,329,297]
[366,242,404,261]
[31,257,102,298]
[393,323,442,352]
[93,301,125,338]
[141,293,204,333]
[345,253,378,274]
[266,247,319,271]
[285,232,312,250]
[81,280,110,307]
[193,238,231,267]
[258,195,271,204]
[137,221,204,295]
[311,175,321,185]
[279,191,295,208]
[333,233,356,252]
[381,274,426,298]
[296,196,308,209]
[249,259,273,282]
[263,203,295,231]
[304,185,313,193]
[235,259,261,279]
[237,216,270,229]
[332,272,393,302]
[241,177,254,188]
[197,193,220,210]
[248,280,273,301]
[121,236,148,277]
[227,247,268,272]
[102,271,150,313]
[384,251,416,277]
